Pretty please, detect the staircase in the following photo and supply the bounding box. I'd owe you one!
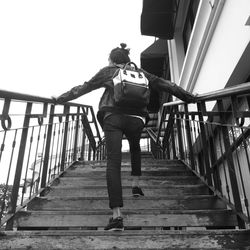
[1,156,250,249]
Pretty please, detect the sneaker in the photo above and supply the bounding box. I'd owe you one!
[132,186,144,197]
[104,217,124,231]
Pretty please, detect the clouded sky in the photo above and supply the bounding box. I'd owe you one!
[0,0,153,110]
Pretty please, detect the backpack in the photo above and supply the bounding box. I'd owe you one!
[112,62,150,108]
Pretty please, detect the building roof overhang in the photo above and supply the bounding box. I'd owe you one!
[140,0,179,39]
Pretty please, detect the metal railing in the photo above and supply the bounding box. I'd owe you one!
[0,89,105,229]
[148,82,250,229]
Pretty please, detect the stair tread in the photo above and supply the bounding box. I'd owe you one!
[1,230,249,250]
[2,229,249,236]
[49,183,206,188]
[33,194,217,200]
[63,171,194,177]
[72,165,187,169]
[18,209,234,214]
[14,209,237,228]
[28,199,226,211]
[46,185,209,197]
[80,159,182,164]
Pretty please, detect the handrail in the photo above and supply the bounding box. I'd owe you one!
[154,81,250,229]
[0,89,52,103]
[0,88,105,230]
[0,88,93,108]
[163,81,250,107]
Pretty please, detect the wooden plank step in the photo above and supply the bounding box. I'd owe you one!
[67,165,188,173]
[62,169,194,177]
[13,209,237,229]
[81,159,183,165]
[46,184,210,197]
[1,229,250,250]
[55,176,202,186]
[27,195,226,211]
[77,161,186,169]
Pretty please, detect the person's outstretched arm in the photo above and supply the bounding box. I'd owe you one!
[142,70,196,103]
[54,66,111,104]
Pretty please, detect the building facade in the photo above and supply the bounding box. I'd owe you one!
[141,0,250,95]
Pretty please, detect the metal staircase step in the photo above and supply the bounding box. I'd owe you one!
[63,169,194,177]
[14,209,237,229]
[27,195,226,211]
[46,184,210,197]
[56,176,202,186]
[1,229,250,250]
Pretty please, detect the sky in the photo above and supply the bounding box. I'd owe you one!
[0,0,154,111]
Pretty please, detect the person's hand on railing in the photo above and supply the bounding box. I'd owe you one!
[190,92,199,103]
[51,95,59,104]
[185,92,199,104]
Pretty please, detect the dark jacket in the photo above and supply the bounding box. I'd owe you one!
[56,64,195,127]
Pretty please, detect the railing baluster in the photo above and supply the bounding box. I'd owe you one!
[41,104,55,190]
[208,122,222,192]
[53,123,60,176]
[197,102,212,186]
[170,117,177,159]
[48,123,57,181]
[180,113,188,161]
[58,120,64,174]
[73,107,80,161]
[38,125,47,192]
[184,104,195,170]
[193,120,199,173]
[29,125,42,199]
[176,107,184,160]
[80,127,86,161]
[88,142,92,161]
[217,126,231,202]
[0,131,7,164]
[6,102,32,230]
[60,106,70,172]
[0,130,17,225]
[21,126,34,205]
[217,99,245,228]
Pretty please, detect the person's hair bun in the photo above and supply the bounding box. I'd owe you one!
[120,43,127,49]
[109,43,131,64]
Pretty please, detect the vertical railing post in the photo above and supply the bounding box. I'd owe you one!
[217,99,245,228]
[88,143,92,161]
[73,107,80,161]
[165,140,170,159]
[6,102,32,230]
[80,129,86,161]
[175,107,185,160]
[102,142,106,160]
[197,102,212,186]
[184,104,195,170]
[170,126,177,159]
[92,148,96,161]
[209,135,222,192]
[60,106,70,171]
[41,104,55,190]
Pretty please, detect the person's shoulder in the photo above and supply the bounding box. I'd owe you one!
[98,65,118,72]
[93,65,118,79]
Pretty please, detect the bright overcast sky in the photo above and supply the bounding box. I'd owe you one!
[0,0,154,110]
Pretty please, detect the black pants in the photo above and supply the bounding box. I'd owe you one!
[103,114,144,209]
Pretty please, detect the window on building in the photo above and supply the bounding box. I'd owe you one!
[182,0,200,53]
